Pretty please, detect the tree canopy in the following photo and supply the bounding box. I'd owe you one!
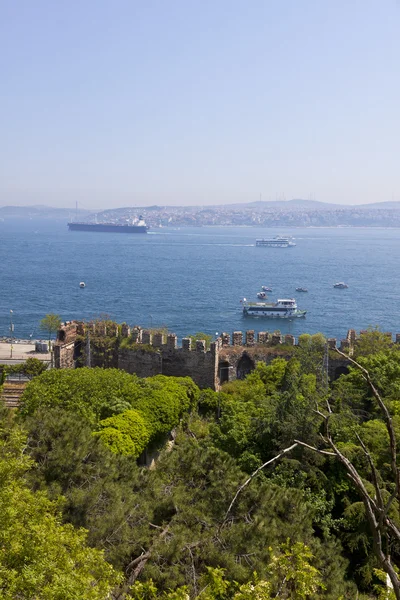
[4,338,400,598]
[39,313,62,339]
[0,424,120,599]
[20,368,199,456]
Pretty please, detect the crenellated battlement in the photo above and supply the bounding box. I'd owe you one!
[54,321,400,390]
[56,321,400,353]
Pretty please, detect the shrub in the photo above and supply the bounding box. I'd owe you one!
[94,409,151,457]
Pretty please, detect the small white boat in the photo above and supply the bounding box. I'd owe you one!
[261,286,272,292]
[257,291,267,299]
[296,287,308,292]
[333,282,348,289]
[79,281,86,288]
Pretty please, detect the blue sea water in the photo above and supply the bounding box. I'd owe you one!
[1,220,399,343]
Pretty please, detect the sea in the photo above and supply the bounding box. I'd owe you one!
[1,219,399,344]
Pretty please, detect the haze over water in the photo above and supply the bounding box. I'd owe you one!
[1,221,399,343]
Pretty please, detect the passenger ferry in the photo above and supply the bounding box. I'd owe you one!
[256,236,296,248]
[241,298,306,318]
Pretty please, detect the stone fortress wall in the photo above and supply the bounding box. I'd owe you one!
[54,322,400,390]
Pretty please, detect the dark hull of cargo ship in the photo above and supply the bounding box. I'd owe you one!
[68,223,148,233]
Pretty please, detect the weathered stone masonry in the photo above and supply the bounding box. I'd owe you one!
[54,324,220,389]
[54,322,399,390]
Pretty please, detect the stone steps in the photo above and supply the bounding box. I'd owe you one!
[1,382,27,409]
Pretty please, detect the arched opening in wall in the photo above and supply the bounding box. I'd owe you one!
[334,365,349,379]
[237,353,255,380]
[58,330,66,343]
[219,361,231,384]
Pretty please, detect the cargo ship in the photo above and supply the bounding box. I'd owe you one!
[68,216,149,234]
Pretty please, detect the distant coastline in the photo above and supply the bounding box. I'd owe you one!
[3,199,400,229]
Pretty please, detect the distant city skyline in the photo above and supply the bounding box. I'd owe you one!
[1,1,400,209]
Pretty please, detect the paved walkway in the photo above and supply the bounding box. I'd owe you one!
[0,342,51,363]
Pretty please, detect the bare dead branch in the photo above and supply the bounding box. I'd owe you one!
[354,431,384,512]
[112,524,171,599]
[222,443,299,525]
[187,545,197,596]
[294,439,335,456]
[300,432,400,596]
[312,408,329,421]
[335,348,399,497]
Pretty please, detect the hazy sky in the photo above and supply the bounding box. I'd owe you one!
[1,1,400,209]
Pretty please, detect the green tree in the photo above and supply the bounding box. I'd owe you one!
[21,406,350,597]
[261,541,326,598]
[295,333,327,384]
[95,409,151,457]
[128,542,328,600]
[20,345,398,596]
[118,430,348,598]
[0,423,121,599]
[194,542,325,600]
[22,408,143,569]
[39,313,61,366]
[297,348,400,597]
[354,326,394,358]
[0,358,47,384]
[39,313,61,341]
[20,367,141,421]
[21,357,48,379]
[188,332,213,350]
[212,358,323,477]
[21,369,198,426]
[20,370,199,457]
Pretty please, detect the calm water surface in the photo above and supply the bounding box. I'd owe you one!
[1,220,399,342]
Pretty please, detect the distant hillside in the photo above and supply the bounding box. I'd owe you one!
[356,201,400,210]
[123,199,400,212]
[3,200,400,230]
[226,199,400,211]
[0,205,93,220]
[236,199,343,211]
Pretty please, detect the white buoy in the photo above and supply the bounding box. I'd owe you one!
[79,281,86,288]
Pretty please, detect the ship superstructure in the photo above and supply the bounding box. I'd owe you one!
[256,236,296,247]
[242,298,306,318]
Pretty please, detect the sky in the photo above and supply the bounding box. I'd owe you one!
[1,0,400,209]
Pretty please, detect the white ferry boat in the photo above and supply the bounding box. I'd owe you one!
[242,298,306,318]
[256,236,296,248]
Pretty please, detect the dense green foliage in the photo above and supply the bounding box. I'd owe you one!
[188,331,214,350]
[129,542,326,599]
[0,423,120,599]
[0,357,48,384]
[39,313,61,339]
[95,409,151,456]
[20,368,143,421]
[20,369,198,455]
[2,329,400,597]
